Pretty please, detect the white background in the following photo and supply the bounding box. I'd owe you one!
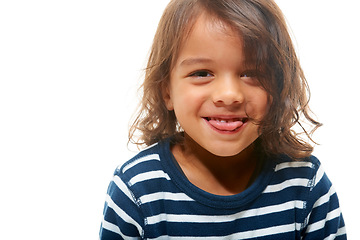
[0,0,358,239]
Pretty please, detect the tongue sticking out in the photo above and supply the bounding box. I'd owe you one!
[207,118,245,132]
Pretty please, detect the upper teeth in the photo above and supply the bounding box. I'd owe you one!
[211,118,243,123]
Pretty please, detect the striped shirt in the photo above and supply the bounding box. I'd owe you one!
[100,138,346,239]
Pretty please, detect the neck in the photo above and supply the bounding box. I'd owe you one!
[171,133,262,196]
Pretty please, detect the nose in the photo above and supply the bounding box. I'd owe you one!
[212,75,244,107]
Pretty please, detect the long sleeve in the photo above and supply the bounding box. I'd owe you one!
[100,173,144,240]
[301,159,346,239]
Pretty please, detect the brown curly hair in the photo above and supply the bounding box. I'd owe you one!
[129,0,322,159]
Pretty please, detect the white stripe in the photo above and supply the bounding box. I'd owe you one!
[313,185,336,209]
[105,194,143,234]
[148,223,295,240]
[113,175,135,203]
[323,226,346,240]
[142,142,159,151]
[146,200,305,225]
[230,223,295,239]
[140,192,193,204]
[101,219,121,236]
[263,178,309,193]
[128,170,170,186]
[303,186,337,230]
[101,219,139,240]
[122,153,160,173]
[274,161,313,172]
[313,164,325,187]
[236,200,305,221]
[295,222,303,231]
[306,208,341,234]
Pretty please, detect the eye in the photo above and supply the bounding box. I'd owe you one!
[240,70,260,86]
[189,70,213,78]
[240,71,257,78]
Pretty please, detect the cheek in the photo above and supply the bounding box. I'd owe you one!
[172,84,205,106]
[171,87,195,114]
[245,89,270,119]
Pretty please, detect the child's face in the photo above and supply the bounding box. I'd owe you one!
[164,14,269,157]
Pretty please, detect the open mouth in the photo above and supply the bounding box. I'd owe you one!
[203,117,248,132]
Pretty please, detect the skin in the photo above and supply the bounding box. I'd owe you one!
[163,13,270,196]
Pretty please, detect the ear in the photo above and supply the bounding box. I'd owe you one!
[162,84,174,111]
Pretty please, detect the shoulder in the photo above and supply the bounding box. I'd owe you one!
[274,155,330,192]
[271,155,340,212]
[117,142,161,173]
[101,144,166,238]
[278,158,348,238]
[115,142,167,186]
[271,155,322,183]
[111,141,179,203]
[263,155,329,198]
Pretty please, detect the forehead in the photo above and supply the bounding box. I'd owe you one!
[173,13,244,66]
[185,13,242,45]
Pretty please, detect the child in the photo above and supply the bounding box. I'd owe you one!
[100,0,346,239]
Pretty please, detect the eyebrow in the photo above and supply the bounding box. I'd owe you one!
[179,58,214,67]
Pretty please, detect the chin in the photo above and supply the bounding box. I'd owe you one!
[206,145,249,157]
[205,137,259,157]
